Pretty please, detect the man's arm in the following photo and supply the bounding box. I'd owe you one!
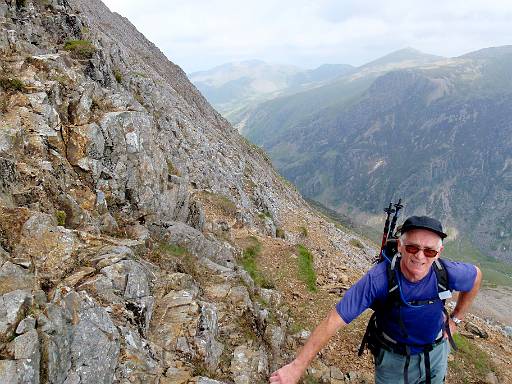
[269,308,346,384]
[448,266,482,333]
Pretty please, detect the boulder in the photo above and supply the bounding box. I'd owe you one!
[154,221,235,269]
[149,289,200,353]
[0,289,32,342]
[14,329,40,383]
[40,289,120,384]
[230,345,269,384]
[465,322,489,339]
[13,212,78,281]
[195,302,224,372]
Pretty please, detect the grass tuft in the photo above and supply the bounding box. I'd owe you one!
[63,40,96,59]
[55,210,66,226]
[113,69,122,83]
[297,245,317,292]
[166,159,180,176]
[158,243,186,257]
[349,238,364,248]
[241,240,275,289]
[0,77,26,92]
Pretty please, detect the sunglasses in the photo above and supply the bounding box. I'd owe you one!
[404,244,439,258]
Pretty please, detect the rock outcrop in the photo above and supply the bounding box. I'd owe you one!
[0,0,346,382]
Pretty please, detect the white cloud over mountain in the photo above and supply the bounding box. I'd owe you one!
[103,0,512,72]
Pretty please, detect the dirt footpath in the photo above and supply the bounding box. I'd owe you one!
[471,286,512,326]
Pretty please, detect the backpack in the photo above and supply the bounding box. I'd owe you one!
[358,240,457,384]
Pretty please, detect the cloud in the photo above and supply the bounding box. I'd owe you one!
[102,0,512,72]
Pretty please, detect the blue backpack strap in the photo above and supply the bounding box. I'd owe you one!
[384,254,409,338]
[434,259,458,351]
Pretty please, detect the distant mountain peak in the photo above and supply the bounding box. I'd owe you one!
[460,45,512,59]
[361,47,444,69]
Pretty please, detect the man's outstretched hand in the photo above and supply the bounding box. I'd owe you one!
[269,360,303,384]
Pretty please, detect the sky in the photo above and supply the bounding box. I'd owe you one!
[102,0,512,73]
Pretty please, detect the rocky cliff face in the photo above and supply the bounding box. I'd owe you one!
[0,1,378,383]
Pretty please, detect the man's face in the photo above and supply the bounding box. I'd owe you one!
[397,229,443,282]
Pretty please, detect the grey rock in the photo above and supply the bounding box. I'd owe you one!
[149,289,199,352]
[95,190,108,213]
[264,324,285,353]
[0,261,34,295]
[465,322,489,339]
[99,212,119,235]
[294,329,311,342]
[230,345,269,384]
[116,326,160,381]
[92,246,134,269]
[176,336,192,355]
[15,316,36,334]
[0,360,17,384]
[56,193,90,229]
[0,289,32,341]
[483,372,499,384]
[331,366,344,380]
[196,378,229,384]
[76,274,121,304]
[259,288,282,307]
[163,366,193,383]
[346,371,359,381]
[63,371,80,384]
[126,295,154,337]
[238,269,256,294]
[155,221,235,269]
[187,200,205,231]
[195,302,223,372]
[14,329,40,384]
[41,290,120,384]
[0,245,8,263]
[503,325,512,337]
[125,264,152,299]
[263,216,277,237]
[32,290,47,306]
[69,82,98,125]
[167,272,198,292]
[125,223,150,240]
[228,285,252,309]
[100,259,151,299]
[14,213,78,281]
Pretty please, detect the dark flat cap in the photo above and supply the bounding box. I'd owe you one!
[399,215,447,239]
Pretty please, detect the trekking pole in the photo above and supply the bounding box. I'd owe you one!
[378,202,395,257]
[381,202,394,249]
[388,198,403,239]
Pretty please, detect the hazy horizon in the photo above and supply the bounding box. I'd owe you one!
[102,0,512,73]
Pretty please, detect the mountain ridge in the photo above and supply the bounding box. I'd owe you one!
[241,45,512,266]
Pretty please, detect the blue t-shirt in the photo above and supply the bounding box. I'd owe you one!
[336,259,477,353]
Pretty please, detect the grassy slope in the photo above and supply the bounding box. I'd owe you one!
[442,238,512,287]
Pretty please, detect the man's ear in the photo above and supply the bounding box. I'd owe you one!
[396,238,403,252]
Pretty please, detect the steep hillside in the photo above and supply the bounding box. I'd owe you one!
[243,48,512,265]
[0,0,373,383]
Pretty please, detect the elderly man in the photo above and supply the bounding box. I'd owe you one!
[270,216,482,384]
